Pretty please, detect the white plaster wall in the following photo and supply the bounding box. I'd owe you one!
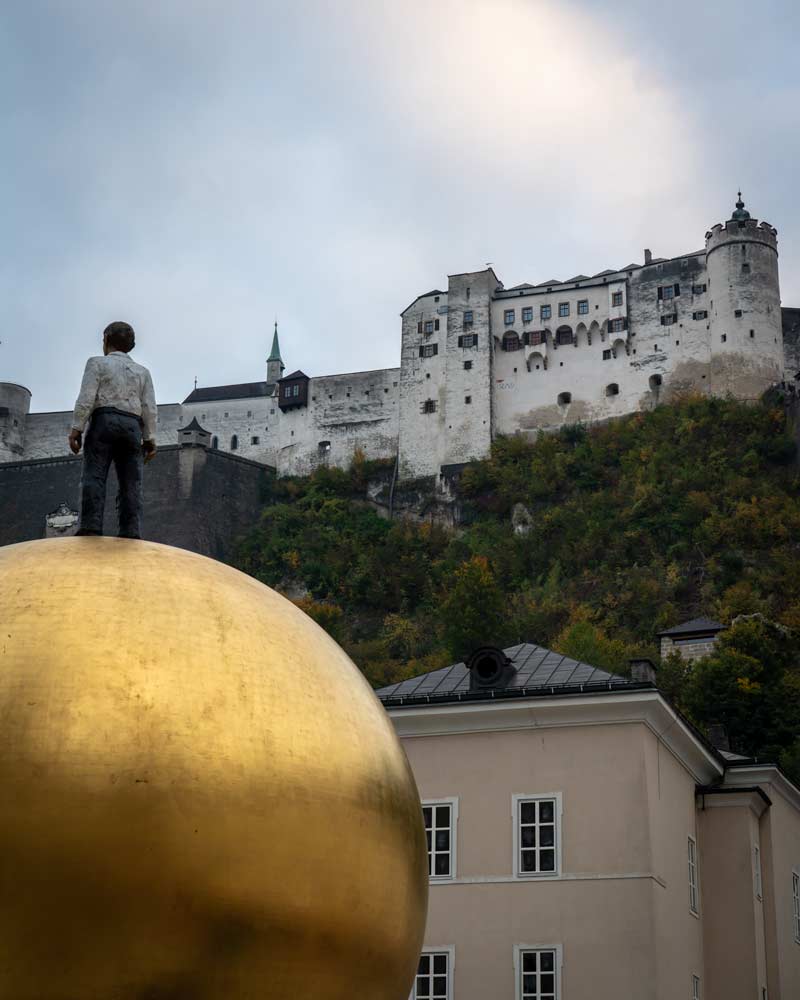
[277,368,400,477]
[398,291,449,480]
[182,395,279,467]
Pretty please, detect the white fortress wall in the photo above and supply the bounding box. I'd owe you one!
[398,290,449,480]
[182,395,279,467]
[277,368,400,477]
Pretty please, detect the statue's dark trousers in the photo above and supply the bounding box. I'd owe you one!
[77,407,143,539]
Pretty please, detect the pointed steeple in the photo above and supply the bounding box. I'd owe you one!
[268,320,283,363]
[731,191,751,222]
[267,319,285,385]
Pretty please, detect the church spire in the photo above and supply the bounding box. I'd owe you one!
[268,320,283,363]
[267,319,285,385]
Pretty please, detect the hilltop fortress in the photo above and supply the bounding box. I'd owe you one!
[3,196,800,486]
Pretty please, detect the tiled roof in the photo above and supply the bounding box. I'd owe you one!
[182,381,273,404]
[376,642,637,706]
[657,617,726,638]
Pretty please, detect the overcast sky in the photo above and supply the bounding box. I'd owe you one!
[2,0,799,412]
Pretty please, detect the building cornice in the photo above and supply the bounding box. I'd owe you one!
[721,765,800,815]
[696,786,771,819]
[387,690,723,785]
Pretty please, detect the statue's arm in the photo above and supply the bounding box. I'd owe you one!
[69,359,100,452]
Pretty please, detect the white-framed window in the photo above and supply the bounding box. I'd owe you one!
[411,948,453,999]
[754,845,763,900]
[792,870,800,943]
[514,944,562,1000]
[688,836,699,914]
[422,799,457,880]
[692,973,701,999]
[513,793,562,877]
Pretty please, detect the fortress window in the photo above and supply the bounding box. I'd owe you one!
[691,283,707,294]
[528,330,545,347]
[605,383,619,396]
[211,436,218,448]
[504,309,515,325]
[424,320,435,334]
[649,374,663,390]
[419,343,439,358]
[556,327,573,346]
[230,435,239,450]
[463,310,474,329]
[557,392,572,405]
[458,334,477,348]
[558,302,570,317]
[540,305,552,321]
[435,319,440,330]
[464,360,473,370]
[692,310,708,320]
[434,295,440,302]
[658,284,680,300]
[417,321,422,334]
[603,349,612,360]
[251,436,260,445]
[318,441,331,455]
[750,329,755,339]
[466,286,471,299]
[735,309,743,318]
[465,395,472,405]
[612,291,624,306]
[660,313,677,326]
[522,306,533,323]
[502,332,521,352]
[247,410,252,417]
[422,399,437,414]
[224,412,229,417]
[721,334,727,342]
[609,317,627,333]
[577,299,589,315]
[742,262,751,273]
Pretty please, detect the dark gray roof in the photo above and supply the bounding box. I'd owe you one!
[178,417,208,433]
[182,381,274,404]
[376,642,637,706]
[593,268,618,277]
[536,278,561,287]
[565,274,591,282]
[279,369,309,381]
[657,617,725,638]
[420,289,445,298]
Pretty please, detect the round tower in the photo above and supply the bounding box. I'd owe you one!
[0,382,31,461]
[705,194,783,399]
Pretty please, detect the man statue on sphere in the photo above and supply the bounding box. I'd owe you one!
[68,321,157,539]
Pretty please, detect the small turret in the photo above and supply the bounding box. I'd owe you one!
[705,194,783,398]
[267,321,285,386]
[0,383,32,462]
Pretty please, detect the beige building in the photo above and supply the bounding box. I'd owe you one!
[376,644,800,1000]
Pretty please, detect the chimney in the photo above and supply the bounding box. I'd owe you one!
[644,249,652,265]
[707,723,730,753]
[629,658,657,684]
[467,646,516,693]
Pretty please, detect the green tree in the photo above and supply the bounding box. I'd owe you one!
[440,556,505,660]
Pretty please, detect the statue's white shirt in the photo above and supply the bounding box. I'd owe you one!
[72,351,157,442]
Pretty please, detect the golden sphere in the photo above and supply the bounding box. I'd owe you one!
[0,538,427,999]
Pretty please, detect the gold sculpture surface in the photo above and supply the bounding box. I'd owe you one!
[0,538,427,999]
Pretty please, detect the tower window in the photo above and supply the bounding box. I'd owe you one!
[734,309,743,318]
[211,436,218,448]
[557,392,571,406]
[750,329,755,339]
[251,436,259,445]
[458,334,477,348]
[463,310,474,329]
[465,395,472,404]
[422,399,437,414]
[605,383,619,396]
[230,435,238,450]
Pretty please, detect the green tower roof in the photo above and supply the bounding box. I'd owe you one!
[268,321,283,363]
[731,191,751,222]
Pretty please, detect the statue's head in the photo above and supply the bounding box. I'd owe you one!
[102,321,135,355]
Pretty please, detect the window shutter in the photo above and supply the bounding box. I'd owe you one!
[433,344,438,355]
[657,287,663,300]
[674,283,680,297]
[418,345,424,357]
[623,317,628,330]
[458,335,464,347]
[434,319,440,331]
[417,321,422,334]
